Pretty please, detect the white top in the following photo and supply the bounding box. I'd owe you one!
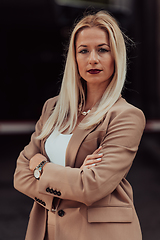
[45,131,73,166]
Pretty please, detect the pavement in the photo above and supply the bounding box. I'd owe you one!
[0,132,160,240]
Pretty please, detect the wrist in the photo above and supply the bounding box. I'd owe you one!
[34,160,48,180]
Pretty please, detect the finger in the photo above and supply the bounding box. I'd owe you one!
[84,154,103,165]
[89,153,103,160]
[86,163,97,169]
[85,150,103,161]
[83,158,102,166]
[93,146,102,154]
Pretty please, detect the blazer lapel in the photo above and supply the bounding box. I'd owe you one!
[65,107,98,168]
[41,104,100,167]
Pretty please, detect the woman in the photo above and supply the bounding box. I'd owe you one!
[14,11,145,240]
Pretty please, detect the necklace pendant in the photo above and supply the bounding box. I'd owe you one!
[81,109,91,116]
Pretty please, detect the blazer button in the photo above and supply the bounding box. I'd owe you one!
[50,189,54,194]
[57,191,61,196]
[58,210,65,217]
[53,190,58,195]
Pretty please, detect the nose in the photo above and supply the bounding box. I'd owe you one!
[88,50,99,64]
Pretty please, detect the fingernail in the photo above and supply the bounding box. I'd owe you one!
[98,153,103,156]
[92,163,96,166]
[97,158,102,161]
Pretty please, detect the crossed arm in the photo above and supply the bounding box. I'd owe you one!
[29,146,103,173]
[14,100,145,211]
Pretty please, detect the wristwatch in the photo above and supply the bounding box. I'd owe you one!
[34,160,48,180]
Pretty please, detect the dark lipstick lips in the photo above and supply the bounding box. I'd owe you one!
[88,69,102,74]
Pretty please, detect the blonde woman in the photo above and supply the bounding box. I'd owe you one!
[14,11,145,240]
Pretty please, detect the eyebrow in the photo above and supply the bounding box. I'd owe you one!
[77,43,110,49]
[77,45,87,49]
[98,43,110,47]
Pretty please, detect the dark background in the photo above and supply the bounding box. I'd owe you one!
[0,0,160,239]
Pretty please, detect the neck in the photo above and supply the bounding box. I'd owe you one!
[84,84,106,110]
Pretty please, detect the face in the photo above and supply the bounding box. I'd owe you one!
[76,27,114,90]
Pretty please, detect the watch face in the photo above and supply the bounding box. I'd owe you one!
[34,169,40,179]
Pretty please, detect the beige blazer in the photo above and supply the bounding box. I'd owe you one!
[14,96,145,240]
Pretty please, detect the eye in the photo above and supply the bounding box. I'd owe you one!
[79,49,88,54]
[98,48,109,53]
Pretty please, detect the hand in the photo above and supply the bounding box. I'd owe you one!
[29,153,48,172]
[80,146,103,170]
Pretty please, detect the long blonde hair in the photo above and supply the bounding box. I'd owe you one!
[38,11,127,139]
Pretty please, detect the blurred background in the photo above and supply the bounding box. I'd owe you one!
[0,0,160,239]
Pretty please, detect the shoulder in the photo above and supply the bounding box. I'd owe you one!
[40,96,58,122]
[43,96,59,111]
[109,97,145,118]
[107,97,146,129]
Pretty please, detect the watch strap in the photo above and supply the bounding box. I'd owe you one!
[34,160,48,179]
[35,160,48,170]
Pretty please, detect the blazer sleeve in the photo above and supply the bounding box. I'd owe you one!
[14,98,57,211]
[38,106,146,206]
